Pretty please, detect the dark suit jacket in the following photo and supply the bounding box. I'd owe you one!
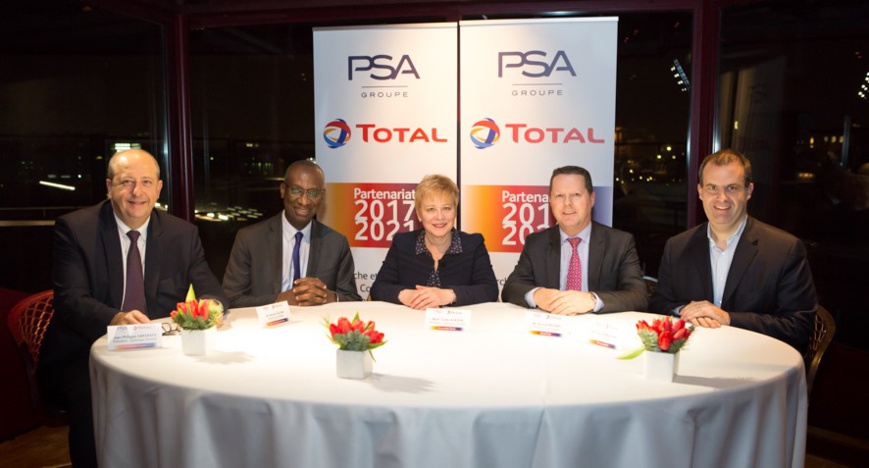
[501,222,648,313]
[370,230,498,306]
[40,200,226,369]
[649,217,817,351]
[222,214,361,308]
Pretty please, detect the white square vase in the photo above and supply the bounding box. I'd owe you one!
[644,350,680,382]
[180,327,216,356]
[336,349,373,379]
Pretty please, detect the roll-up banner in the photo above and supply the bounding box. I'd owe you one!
[314,24,459,297]
[459,18,618,290]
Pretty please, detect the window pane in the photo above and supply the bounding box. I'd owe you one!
[610,12,692,277]
[0,5,167,219]
[0,5,166,292]
[719,2,869,350]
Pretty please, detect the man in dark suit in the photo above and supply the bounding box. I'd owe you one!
[222,159,361,308]
[502,166,647,314]
[39,149,226,467]
[650,149,816,351]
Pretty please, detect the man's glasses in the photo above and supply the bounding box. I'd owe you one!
[284,184,323,200]
[162,322,181,336]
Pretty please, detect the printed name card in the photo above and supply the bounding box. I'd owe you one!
[256,302,292,327]
[107,324,162,351]
[525,311,567,337]
[587,317,628,350]
[425,308,471,331]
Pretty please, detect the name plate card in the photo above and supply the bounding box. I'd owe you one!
[107,324,162,351]
[587,317,632,350]
[525,311,567,337]
[256,302,292,327]
[425,308,471,331]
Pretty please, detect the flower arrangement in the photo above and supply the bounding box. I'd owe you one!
[637,316,693,353]
[620,316,693,359]
[170,285,224,330]
[324,313,386,356]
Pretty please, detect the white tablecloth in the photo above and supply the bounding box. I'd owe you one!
[90,302,807,468]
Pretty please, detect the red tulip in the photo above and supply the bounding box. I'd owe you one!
[658,332,673,351]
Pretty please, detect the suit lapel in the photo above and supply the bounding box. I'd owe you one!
[308,220,322,276]
[723,218,759,306]
[587,223,604,290]
[269,214,283,293]
[686,225,714,301]
[545,226,561,289]
[144,211,162,317]
[99,202,124,309]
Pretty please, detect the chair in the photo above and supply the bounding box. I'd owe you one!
[805,305,836,397]
[6,290,65,425]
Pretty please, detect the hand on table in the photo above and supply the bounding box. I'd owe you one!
[679,300,728,328]
[534,288,595,315]
[278,277,336,306]
[398,286,456,310]
[110,310,150,325]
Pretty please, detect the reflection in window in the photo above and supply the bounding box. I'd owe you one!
[720,2,869,351]
[0,7,167,220]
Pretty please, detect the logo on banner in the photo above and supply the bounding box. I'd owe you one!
[470,118,501,149]
[469,118,605,148]
[323,119,352,148]
[323,119,448,147]
[348,55,421,80]
[498,51,577,78]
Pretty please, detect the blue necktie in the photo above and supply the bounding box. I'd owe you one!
[292,231,303,283]
[122,230,147,313]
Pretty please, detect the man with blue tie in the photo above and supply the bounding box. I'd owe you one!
[502,166,647,315]
[39,149,226,467]
[223,159,362,307]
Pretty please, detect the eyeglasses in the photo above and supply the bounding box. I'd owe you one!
[162,322,181,336]
[284,184,323,200]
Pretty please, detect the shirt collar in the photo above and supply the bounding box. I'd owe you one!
[559,222,592,245]
[415,229,462,256]
[282,216,312,239]
[706,216,747,250]
[114,213,151,240]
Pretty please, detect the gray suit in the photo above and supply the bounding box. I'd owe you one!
[502,222,648,313]
[223,214,361,307]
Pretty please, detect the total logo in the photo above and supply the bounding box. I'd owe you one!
[469,118,605,149]
[323,119,352,148]
[322,119,448,148]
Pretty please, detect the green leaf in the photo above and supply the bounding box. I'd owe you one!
[617,346,646,360]
[185,284,196,302]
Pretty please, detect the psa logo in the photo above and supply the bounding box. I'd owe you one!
[323,119,352,148]
[469,118,605,148]
[323,119,447,148]
[470,118,500,149]
[498,51,576,78]
[348,55,420,80]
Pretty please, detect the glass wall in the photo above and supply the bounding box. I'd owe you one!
[188,11,692,281]
[719,1,869,351]
[0,3,167,291]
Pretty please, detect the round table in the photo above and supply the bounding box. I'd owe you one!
[90,301,807,468]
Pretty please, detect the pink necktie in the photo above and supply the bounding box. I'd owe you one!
[566,237,582,291]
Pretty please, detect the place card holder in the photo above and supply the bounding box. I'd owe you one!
[256,302,292,327]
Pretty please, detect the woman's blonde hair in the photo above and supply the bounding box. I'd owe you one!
[414,174,459,212]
